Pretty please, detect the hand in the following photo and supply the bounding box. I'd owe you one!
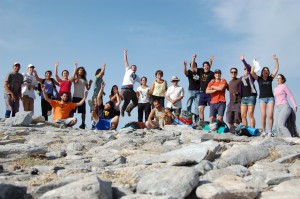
[101,81,106,88]
[41,84,45,91]
[74,62,78,67]
[89,79,93,85]
[209,56,215,62]
[192,54,197,59]
[240,54,245,60]
[11,94,17,102]
[184,60,187,67]
[272,54,278,60]
[84,91,88,98]
[55,61,59,67]
[124,49,127,54]
[294,107,297,113]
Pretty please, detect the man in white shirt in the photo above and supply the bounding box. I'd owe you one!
[22,64,38,114]
[120,49,141,117]
[166,76,184,118]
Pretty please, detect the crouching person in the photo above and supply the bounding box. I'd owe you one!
[146,100,174,129]
[91,82,120,130]
[41,85,88,128]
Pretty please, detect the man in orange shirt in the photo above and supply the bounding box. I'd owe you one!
[41,85,88,128]
[206,69,228,124]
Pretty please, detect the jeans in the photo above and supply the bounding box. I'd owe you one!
[186,90,200,115]
[275,103,292,137]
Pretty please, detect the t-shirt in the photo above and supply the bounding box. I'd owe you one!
[4,72,23,95]
[22,72,38,99]
[228,78,241,103]
[98,104,114,119]
[93,76,103,99]
[186,68,202,90]
[137,86,150,103]
[199,70,214,92]
[152,80,167,97]
[122,67,141,86]
[207,79,227,104]
[166,85,184,109]
[51,100,77,121]
[73,78,87,98]
[257,76,274,98]
[41,79,55,99]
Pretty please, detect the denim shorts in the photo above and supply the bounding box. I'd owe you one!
[241,96,257,106]
[210,102,226,117]
[259,97,275,104]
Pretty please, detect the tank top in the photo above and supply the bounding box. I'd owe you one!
[152,80,167,97]
[59,80,72,98]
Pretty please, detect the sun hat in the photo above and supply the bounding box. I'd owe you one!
[171,76,180,82]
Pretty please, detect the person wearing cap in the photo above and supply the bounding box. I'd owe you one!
[120,49,141,117]
[166,76,184,118]
[21,64,38,113]
[206,69,228,124]
[4,62,24,118]
[198,59,215,122]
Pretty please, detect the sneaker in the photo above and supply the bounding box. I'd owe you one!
[121,110,125,117]
[126,110,131,117]
[261,131,268,137]
[47,110,52,116]
[79,124,86,129]
[88,99,96,111]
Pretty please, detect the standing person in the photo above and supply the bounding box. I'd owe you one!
[110,85,123,117]
[226,67,242,131]
[72,64,92,129]
[166,76,184,118]
[206,69,228,124]
[91,82,120,130]
[240,54,258,128]
[120,49,141,117]
[198,59,215,122]
[33,69,59,121]
[21,64,38,113]
[54,61,76,100]
[250,55,279,136]
[184,54,201,123]
[149,70,168,108]
[41,85,88,128]
[136,77,151,122]
[274,74,298,137]
[4,62,23,118]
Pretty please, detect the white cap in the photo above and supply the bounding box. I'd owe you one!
[14,62,20,66]
[27,64,35,68]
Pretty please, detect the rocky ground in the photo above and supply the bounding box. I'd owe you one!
[0,111,300,199]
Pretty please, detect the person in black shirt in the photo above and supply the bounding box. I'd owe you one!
[250,55,279,136]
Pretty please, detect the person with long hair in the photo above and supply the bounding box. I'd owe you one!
[136,77,151,122]
[149,70,167,108]
[239,54,258,128]
[110,85,122,117]
[250,55,279,136]
[34,69,59,121]
[274,74,298,137]
[72,64,92,129]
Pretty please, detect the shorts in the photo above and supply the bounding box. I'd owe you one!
[259,97,275,104]
[72,97,86,114]
[241,96,257,106]
[199,92,211,106]
[226,102,241,124]
[95,118,111,130]
[53,117,77,127]
[210,102,226,118]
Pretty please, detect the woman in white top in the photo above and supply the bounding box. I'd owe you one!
[136,77,151,122]
[149,70,168,108]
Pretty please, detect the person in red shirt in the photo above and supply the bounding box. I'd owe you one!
[206,69,228,124]
[41,84,88,128]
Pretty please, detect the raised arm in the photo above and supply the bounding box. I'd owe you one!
[70,62,78,82]
[96,64,106,79]
[76,91,88,107]
[240,54,251,72]
[54,62,62,82]
[114,93,121,110]
[250,66,258,80]
[96,82,105,106]
[191,54,197,68]
[33,69,43,83]
[124,49,129,69]
[271,55,279,77]
[86,79,93,90]
[209,56,214,67]
[183,60,188,76]
[41,84,51,104]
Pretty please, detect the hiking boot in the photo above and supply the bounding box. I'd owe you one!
[79,124,86,129]
[121,109,125,117]
[126,110,131,117]
[125,103,137,117]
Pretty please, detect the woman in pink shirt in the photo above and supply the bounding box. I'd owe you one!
[274,74,298,137]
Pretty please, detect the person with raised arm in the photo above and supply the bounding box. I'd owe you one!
[274,74,298,137]
[120,49,141,117]
[54,61,76,100]
[4,62,23,118]
[33,69,59,121]
[71,63,92,129]
[91,82,120,130]
[41,84,88,128]
[250,55,279,136]
[239,54,258,128]
[91,63,106,103]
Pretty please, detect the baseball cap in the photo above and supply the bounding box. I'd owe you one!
[214,69,222,74]
[27,64,35,68]
[14,62,20,66]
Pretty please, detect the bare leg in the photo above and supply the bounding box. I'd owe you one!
[248,105,256,128]
[267,102,275,132]
[241,105,248,126]
[260,103,267,132]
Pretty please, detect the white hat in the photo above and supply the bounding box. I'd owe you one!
[14,62,20,66]
[171,76,180,82]
[27,64,35,68]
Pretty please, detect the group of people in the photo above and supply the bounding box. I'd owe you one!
[3,50,298,137]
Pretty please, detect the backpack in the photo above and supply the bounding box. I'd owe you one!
[235,124,259,137]
[179,110,193,124]
[37,78,58,99]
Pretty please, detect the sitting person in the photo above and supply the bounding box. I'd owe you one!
[41,85,88,128]
[91,82,120,130]
[145,100,174,129]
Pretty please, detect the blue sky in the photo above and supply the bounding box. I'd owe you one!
[1,0,299,129]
